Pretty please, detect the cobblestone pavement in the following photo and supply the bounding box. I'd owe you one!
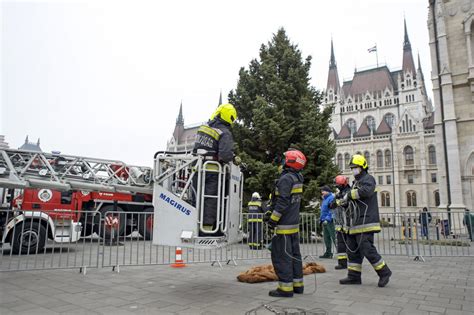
[0,255,473,314]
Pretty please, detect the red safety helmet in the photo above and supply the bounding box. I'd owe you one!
[335,175,349,187]
[284,149,307,170]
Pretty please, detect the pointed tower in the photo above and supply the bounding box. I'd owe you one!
[402,18,416,80]
[173,102,185,146]
[218,90,223,106]
[416,52,432,115]
[326,39,341,98]
[325,39,342,131]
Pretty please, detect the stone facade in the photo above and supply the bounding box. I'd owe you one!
[428,0,474,212]
[324,21,439,215]
[0,135,8,149]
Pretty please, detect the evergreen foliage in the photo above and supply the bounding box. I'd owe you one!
[228,28,338,210]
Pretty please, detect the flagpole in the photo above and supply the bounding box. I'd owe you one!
[375,43,379,67]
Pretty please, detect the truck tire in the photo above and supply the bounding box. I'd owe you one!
[97,205,126,240]
[138,209,154,240]
[11,221,47,255]
[80,214,95,237]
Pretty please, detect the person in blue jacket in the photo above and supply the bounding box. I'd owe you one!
[319,185,336,259]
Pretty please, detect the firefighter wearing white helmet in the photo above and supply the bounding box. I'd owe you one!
[247,192,263,249]
[193,103,239,234]
[339,154,392,287]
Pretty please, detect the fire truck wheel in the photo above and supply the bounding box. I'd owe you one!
[138,210,154,240]
[97,205,126,240]
[11,221,47,255]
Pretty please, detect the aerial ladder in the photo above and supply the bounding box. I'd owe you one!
[0,148,243,252]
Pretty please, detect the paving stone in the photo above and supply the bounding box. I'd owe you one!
[1,256,474,315]
[418,304,446,313]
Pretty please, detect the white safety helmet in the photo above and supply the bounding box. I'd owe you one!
[252,192,261,200]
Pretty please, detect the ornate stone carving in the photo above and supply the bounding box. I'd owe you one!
[461,0,472,13]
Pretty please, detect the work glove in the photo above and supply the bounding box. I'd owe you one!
[263,210,272,222]
[267,219,277,233]
[233,156,242,165]
[322,220,328,225]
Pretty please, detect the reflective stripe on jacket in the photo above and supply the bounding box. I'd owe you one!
[270,169,304,235]
[248,200,263,222]
[348,171,381,234]
[193,118,234,163]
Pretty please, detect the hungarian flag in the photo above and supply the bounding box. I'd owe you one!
[368,45,377,53]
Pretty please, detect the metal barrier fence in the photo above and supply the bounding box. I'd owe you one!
[1,209,472,273]
[0,210,101,273]
[375,211,473,258]
[100,212,320,270]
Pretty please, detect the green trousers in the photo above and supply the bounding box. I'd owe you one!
[323,221,336,255]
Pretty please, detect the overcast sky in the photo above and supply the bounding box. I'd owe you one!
[1,0,431,166]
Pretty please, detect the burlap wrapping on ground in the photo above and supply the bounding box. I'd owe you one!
[237,262,326,283]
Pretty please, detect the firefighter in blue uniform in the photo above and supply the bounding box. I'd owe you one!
[265,149,307,298]
[339,154,392,287]
[193,104,238,233]
[248,192,264,249]
[330,175,351,270]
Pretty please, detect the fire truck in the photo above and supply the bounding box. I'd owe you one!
[0,147,243,254]
[0,149,154,254]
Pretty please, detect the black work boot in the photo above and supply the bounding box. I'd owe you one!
[293,287,304,294]
[319,252,333,259]
[339,276,361,285]
[377,265,392,288]
[269,289,293,297]
[335,259,347,270]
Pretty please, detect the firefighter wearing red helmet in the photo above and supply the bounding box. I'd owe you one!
[339,154,392,287]
[266,149,306,298]
[330,175,351,270]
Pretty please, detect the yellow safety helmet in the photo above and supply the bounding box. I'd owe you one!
[349,154,368,170]
[210,103,237,125]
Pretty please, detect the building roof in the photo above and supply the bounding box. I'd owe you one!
[355,120,370,137]
[376,118,392,134]
[337,124,352,139]
[19,136,42,152]
[343,66,395,97]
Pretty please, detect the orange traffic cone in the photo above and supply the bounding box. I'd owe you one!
[171,247,186,268]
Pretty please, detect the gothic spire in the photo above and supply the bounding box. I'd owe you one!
[218,90,222,106]
[403,17,411,51]
[402,18,416,76]
[330,38,336,68]
[176,102,184,125]
[326,39,340,94]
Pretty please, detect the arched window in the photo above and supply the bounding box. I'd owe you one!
[428,145,436,165]
[384,149,392,168]
[407,191,417,207]
[381,191,390,207]
[337,154,343,170]
[404,146,414,166]
[364,151,370,166]
[346,119,357,134]
[384,113,395,127]
[376,150,383,168]
[434,190,440,207]
[344,153,350,170]
[366,116,376,132]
